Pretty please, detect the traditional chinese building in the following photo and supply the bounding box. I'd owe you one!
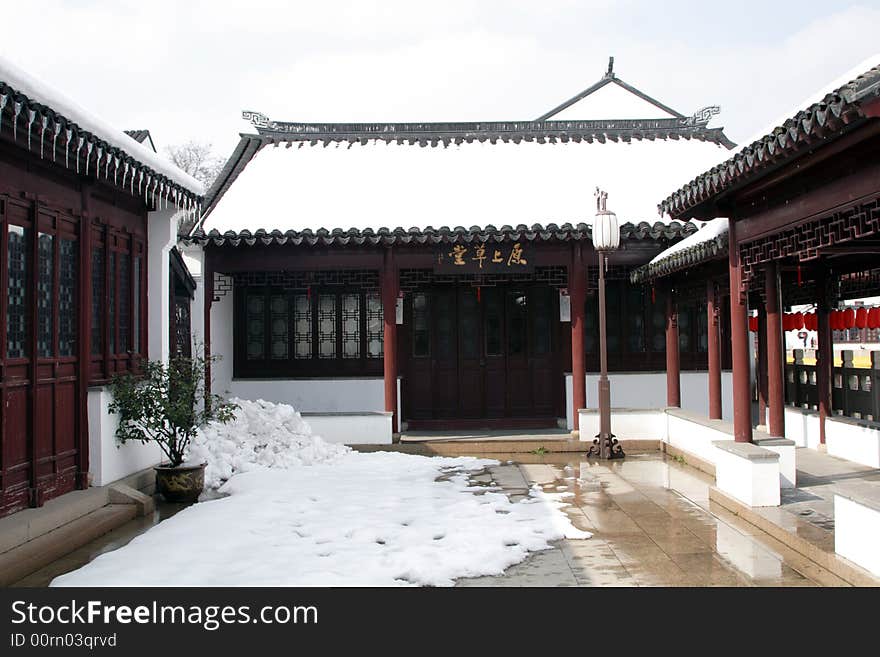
[635,54,880,470]
[0,56,203,519]
[189,59,735,441]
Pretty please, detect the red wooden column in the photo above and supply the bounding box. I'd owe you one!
[728,220,753,442]
[757,305,768,427]
[765,262,785,438]
[816,267,832,445]
[570,242,586,435]
[707,280,722,420]
[382,246,399,434]
[665,284,681,408]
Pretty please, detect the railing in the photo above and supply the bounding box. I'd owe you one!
[785,350,880,422]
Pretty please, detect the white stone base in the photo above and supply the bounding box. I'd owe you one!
[784,406,821,449]
[754,438,797,488]
[826,417,880,469]
[302,412,393,445]
[712,440,781,507]
[784,406,880,469]
[834,494,880,577]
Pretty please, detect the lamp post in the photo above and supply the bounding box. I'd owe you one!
[588,188,625,460]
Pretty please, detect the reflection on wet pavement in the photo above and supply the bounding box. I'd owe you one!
[457,454,848,587]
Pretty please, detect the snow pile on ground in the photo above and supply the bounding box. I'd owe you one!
[187,398,350,489]
[52,451,590,587]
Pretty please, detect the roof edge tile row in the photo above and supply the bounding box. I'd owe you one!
[188,220,697,248]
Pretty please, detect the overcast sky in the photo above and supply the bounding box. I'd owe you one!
[1,1,879,160]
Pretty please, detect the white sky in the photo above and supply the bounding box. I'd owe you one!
[1,1,879,162]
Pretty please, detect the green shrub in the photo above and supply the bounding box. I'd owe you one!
[109,352,236,467]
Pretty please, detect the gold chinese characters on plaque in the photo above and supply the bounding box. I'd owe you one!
[434,242,534,273]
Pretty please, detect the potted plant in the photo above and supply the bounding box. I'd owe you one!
[109,352,235,503]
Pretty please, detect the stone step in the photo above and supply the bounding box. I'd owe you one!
[0,504,137,586]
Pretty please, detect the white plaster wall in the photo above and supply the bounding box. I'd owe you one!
[88,387,162,487]
[713,445,780,507]
[304,413,392,445]
[577,408,667,441]
[147,208,180,364]
[182,245,205,358]
[826,419,880,469]
[565,371,733,430]
[834,495,880,576]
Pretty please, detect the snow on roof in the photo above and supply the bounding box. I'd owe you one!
[0,54,204,196]
[734,53,880,155]
[203,137,728,234]
[648,217,728,264]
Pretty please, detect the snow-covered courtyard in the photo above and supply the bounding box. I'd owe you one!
[52,400,589,587]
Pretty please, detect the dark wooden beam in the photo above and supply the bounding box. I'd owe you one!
[736,161,880,243]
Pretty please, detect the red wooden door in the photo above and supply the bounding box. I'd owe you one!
[1,198,33,516]
[0,196,80,517]
[483,287,507,418]
[457,287,482,418]
[431,288,458,418]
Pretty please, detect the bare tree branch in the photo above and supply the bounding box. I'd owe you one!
[165,140,224,191]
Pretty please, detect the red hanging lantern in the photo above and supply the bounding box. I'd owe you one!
[843,308,856,329]
[830,310,840,331]
[748,316,758,332]
[869,308,880,330]
[806,312,817,331]
[792,312,804,330]
[783,314,791,331]
[855,307,868,329]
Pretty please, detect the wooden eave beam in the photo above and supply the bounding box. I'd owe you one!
[735,160,880,243]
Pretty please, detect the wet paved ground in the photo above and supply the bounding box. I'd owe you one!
[457,454,848,587]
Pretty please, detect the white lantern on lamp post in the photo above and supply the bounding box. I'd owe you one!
[589,188,624,459]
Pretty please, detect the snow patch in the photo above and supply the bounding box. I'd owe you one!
[188,398,349,489]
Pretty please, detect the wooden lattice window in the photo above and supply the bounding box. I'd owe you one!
[235,286,383,378]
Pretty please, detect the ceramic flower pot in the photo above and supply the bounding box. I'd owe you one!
[154,462,206,503]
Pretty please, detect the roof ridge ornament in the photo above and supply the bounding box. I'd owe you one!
[595,187,609,212]
[605,56,615,79]
[242,110,271,129]
[685,106,721,127]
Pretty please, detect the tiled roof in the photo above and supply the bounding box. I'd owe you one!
[630,229,727,284]
[659,60,880,218]
[189,220,697,248]
[0,56,203,206]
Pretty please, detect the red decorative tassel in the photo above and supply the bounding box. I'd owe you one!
[306,285,311,301]
[797,264,802,286]
[651,286,656,304]
[476,286,481,303]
